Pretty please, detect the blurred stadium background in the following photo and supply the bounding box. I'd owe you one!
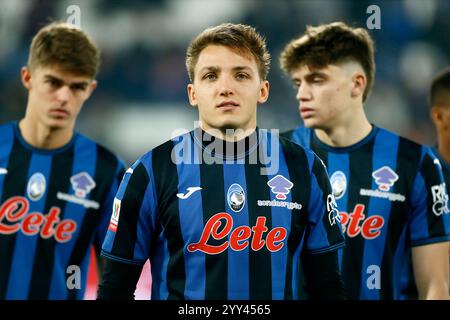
[1,0,449,299]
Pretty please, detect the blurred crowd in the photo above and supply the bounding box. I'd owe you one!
[1,0,449,164]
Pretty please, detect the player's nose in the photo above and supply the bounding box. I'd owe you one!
[296,83,312,101]
[55,86,71,105]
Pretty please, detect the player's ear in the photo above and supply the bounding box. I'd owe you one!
[351,72,366,99]
[430,106,443,128]
[21,66,32,90]
[187,84,197,107]
[85,80,97,99]
[258,80,270,104]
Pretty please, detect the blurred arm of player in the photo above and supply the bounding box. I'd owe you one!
[412,242,450,299]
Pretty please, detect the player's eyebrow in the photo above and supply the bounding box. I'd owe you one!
[232,66,254,74]
[44,74,90,88]
[199,66,220,74]
[305,71,328,80]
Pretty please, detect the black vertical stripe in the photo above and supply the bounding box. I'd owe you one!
[380,138,418,300]
[0,138,32,299]
[421,152,447,236]
[67,146,120,300]
[152,141,186,299]
[279,138,310,300]
[199,153,227,300]
[28,148,75,299]
[111,162,148,259]
[341,139,375,299]
[244,150,272,300]
[310,134,329,168]
[311,156,343,245]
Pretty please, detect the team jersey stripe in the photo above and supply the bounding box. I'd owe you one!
[66,143,120,300]
[199,149,228,300]
[223,161,249,299]
[110,162,149,261]
[421,150,448,238]
[6,153,52,299]
[263,132,289,300]
[342,137,375,299]
[153,141,186,299]
[47,137,96,300]
[244,134,273,300]
[327,152,349,267]
[360,130,399,299]
[174,134,206,300]
[28,146,75,299]
[279,138,310,300]
[0,126,24,299]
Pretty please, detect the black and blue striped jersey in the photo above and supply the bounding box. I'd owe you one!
[102,128,345,300]
[283,125,450,300]
[0,122,125,299]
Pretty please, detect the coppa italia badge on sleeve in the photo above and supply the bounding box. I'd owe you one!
[108,198,121,232]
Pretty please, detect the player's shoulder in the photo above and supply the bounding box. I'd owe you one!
[378,127,432,160]
[75,132,124,167]
[278,130,317,167]
[280,125,311,143]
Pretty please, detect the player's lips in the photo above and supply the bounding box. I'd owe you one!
[49,108,70,118]
[300,107,314,118]
[216,101,240,111]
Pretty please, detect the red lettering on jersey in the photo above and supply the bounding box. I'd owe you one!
[0,196,77,243]
[339,204,384,239]
[187,213,287,254]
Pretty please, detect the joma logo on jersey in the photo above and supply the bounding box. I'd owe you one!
[0,196,77,243]
[339,204,385,239]
[187,212,287,254]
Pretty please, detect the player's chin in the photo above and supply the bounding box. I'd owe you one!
[45,117,71,129]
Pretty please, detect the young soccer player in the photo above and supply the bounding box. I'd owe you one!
[280,22,450,300]
[0,22,125,299]
[99,23,345,300]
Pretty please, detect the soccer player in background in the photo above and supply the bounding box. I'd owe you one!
[98,23,345,300]
[430,67,450,194]
[280,22,450,300]
[429,67,450,296]
[0,22,125,299]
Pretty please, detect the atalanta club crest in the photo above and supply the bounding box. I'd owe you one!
[27,172,46,201]
[227,183,245,213]
[330,171,347,200]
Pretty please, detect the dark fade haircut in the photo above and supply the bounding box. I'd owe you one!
[28,22,100,78]
[186,23,271,82]
[430,67,450,108]
[280,21,376,102]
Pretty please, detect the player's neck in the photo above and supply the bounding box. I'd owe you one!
[18,117,74,150]
[314,112,372,147]
[199,124,257,142]
[437,132,450,164]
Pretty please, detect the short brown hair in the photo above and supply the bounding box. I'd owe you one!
[429,67,450,108]
[28,22,100,78]
[186,23,271,81]
[280,22,375,102]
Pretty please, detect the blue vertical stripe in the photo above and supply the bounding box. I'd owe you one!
[409,173,429,240]
[291,126,311,149]
[174,135,205,299]
[359,130,398,299]
[327,152,349,269]
[261,131,289,299]
[151,233,170,299]
[49,136,95,299]
[223,160,249,299]
[0,124,14,201]
[392,226,407,299]
[6,153,52,299]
